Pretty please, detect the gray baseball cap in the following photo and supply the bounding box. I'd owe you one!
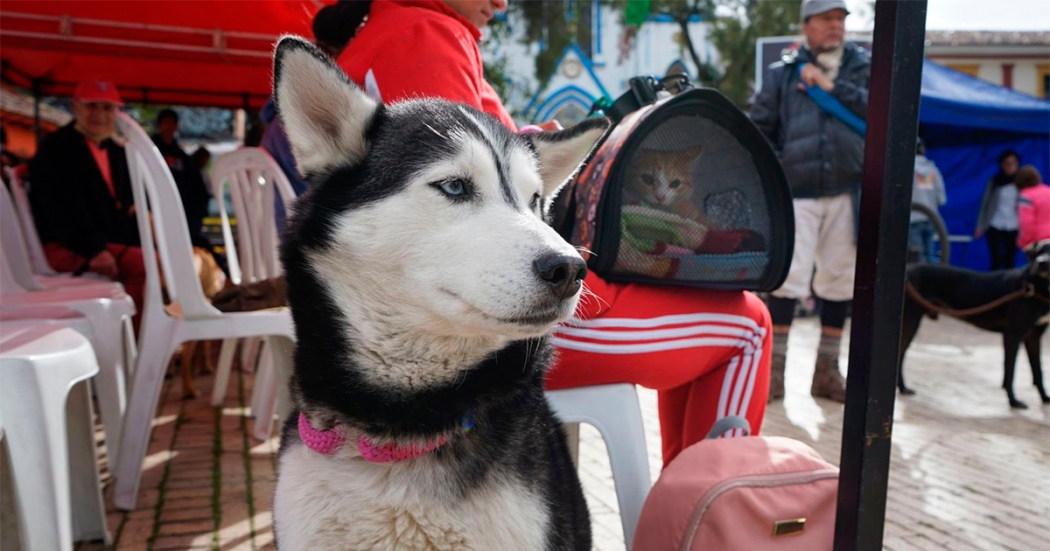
[801,0,850,20]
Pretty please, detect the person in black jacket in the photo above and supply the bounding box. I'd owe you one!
[750,0,870,404]
[152,108,212,251]
[28,77,146,330]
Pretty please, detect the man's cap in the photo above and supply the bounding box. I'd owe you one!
[74,77,124,106]
[801,0,850,20]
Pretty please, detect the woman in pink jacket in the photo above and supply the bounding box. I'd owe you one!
[1015,165,1050,251]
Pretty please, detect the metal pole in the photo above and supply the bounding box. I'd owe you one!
[834,1,927,550]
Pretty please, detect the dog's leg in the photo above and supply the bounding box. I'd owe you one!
[1003,333,1026,409]
[1024,324,1049,404]
[182,341,200,400]
[897,303,922,395]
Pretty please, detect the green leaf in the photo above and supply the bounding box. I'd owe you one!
[624,0,651,27]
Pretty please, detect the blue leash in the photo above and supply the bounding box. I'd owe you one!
[798,62,867,136]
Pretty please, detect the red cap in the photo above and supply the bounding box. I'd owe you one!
[74,77,124,106]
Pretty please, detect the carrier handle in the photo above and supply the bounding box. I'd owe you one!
[706,416,752,439]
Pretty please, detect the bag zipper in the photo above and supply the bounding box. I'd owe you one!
[679,468,840,551]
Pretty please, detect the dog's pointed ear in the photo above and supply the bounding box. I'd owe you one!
[529,117,610,198]
[273,36,379,178]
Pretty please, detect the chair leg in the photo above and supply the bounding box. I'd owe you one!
[242,337,261,374]
[87,319,127,472]
[274,336,295,423]
[2,372,73,551]
[66,381,109,544]
[547,384,651,551]
[113,326,179,511]
[123,316,138,380]
[252,336,294,441]
[249,338,272,417]
[210,338,238,407]
[251,342,277,441]
[564,422,580,469]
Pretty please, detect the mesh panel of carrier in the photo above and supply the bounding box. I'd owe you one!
[557,88,793,291]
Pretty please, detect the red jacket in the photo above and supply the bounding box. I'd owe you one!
[338,0,516,130]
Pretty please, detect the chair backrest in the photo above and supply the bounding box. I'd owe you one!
[0,182,44,291]
[0,232,29,295]
[117,112,219,320]
[210,148,296,283]
[3,167,57,276]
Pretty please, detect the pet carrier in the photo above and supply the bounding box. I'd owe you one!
[552,77,794,291]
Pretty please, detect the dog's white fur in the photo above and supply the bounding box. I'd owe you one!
[273,38,605,550]
[276,444,549,551]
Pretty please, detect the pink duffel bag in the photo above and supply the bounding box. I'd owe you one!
[633,416,839,551]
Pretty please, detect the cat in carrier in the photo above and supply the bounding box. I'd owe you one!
[618,145,708,278]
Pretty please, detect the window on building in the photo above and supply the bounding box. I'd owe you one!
[1038,64,1050,99]
[946,63,981,78]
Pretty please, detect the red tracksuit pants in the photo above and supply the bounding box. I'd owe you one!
[545,273,771,467]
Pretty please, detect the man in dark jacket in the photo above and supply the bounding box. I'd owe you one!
[751,0,870,404]
[29,77,146,329]
[152,108,212,250]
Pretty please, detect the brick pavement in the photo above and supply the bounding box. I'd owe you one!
[70,316,1047,550]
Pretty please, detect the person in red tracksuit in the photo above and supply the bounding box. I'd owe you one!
[326,0,771,467]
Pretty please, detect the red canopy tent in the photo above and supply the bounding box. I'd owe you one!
[0,0,323,110]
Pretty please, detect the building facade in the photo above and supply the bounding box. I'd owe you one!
[484,4,715,126]
[924,31,1050,99]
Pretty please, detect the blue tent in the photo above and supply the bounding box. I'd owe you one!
[919,60,1050,270]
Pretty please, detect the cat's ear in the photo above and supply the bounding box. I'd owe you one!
[528,117,610,198]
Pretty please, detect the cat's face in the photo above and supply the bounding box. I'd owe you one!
[627,146,703,207]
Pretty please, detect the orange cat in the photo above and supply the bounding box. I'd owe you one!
[624,145,705,225]
[617,145,706,279]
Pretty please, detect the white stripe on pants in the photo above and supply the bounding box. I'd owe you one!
[772,193,857,302]
[552,314,766,437]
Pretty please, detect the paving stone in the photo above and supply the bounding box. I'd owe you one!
[160,506,215,523]
[157,518,215,537]
[151,533,214,550]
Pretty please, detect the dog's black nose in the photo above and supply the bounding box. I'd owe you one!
[534,253,588,298]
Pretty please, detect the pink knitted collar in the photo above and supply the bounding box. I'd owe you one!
[298,412,468,462]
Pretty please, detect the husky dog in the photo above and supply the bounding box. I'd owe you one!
[270,37,609,550]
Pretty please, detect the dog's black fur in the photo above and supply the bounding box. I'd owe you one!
[899,242,1050,408]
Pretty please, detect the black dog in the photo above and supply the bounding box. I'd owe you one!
[899,241,1050,409]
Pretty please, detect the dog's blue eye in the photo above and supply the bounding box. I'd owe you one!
[439,179,466,196]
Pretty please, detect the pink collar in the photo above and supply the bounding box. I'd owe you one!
[298,412,451,462]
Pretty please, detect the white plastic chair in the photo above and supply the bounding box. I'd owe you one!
[0,241,135,474]
[2,167,109,281]
[112,113,295,510]
[208,148,297,439]
[545,383,651,550]
[0,325,110,549]
[4,166,59,276]
[0,183,122,293]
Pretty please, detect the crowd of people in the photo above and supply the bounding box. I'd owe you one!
[9,0,1047,470]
